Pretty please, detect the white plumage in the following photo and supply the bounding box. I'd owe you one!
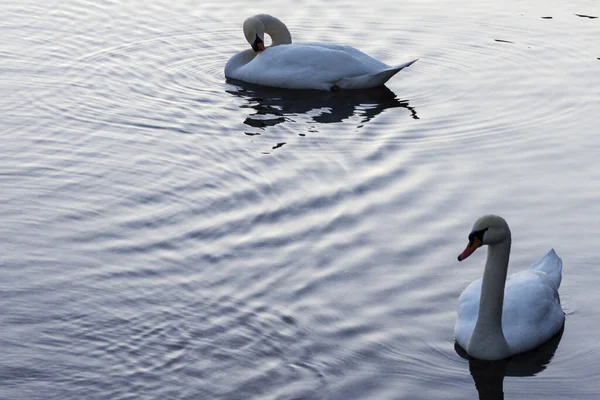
[455,215,565,360]
[225,14,417,91]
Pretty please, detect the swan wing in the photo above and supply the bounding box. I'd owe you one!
[226,43,416,90]
[501,269,564,353]
[336,59,418,89]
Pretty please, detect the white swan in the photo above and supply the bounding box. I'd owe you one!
[224,14,418,91]
[454,215,565,361]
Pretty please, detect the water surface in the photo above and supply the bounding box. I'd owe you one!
[1,0,600,398]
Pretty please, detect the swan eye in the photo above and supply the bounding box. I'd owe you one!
[468,228,489,244]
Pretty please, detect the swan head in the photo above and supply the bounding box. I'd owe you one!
[243,16,265,52]
[458,215,511,261]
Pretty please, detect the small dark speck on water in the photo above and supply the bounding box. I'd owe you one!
[574,14,598,19]
[298,133,305,136]
[272,142,286,149]
[541,16,553,19]
[495,39,515,44]
[281,315,296,325]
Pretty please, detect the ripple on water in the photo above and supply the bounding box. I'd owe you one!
[42,290,325,399]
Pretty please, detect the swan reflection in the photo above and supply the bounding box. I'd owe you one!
[455,326,564,400]
[226,79,418,132]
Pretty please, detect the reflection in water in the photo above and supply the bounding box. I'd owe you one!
[226,79,418,131]
[455,326,564,400]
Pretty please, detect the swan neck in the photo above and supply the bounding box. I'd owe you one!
[258,14,292,45]
[477,240,511,331]
[467,239,511,359]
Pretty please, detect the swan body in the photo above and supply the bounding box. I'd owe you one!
[454,215,565,361]
[225,14,417,91]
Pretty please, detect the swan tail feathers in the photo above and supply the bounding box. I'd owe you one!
[530,248,563,289]
[390,58,419,71]
[335,58,418,89]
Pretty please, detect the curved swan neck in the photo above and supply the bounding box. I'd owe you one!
[256,14,292,45]
[468,238,512,359]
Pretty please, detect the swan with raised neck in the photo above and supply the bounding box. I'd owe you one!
[455,214,565,360]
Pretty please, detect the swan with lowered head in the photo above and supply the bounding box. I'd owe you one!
[454,215,565,361]
[224,14,418,91]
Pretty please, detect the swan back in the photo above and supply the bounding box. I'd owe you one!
[228,43,396,91]
[528,248,562,289]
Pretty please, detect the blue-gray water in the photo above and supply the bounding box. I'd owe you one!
[1,0,600,399]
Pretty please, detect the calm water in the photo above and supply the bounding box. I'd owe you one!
[1,0,600,398]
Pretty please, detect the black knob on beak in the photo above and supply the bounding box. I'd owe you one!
[252,34,265,52]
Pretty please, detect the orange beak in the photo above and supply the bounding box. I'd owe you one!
[257,42,265,52]
[458,237,482,261]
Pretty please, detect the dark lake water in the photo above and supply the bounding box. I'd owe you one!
[1,0,600,398]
